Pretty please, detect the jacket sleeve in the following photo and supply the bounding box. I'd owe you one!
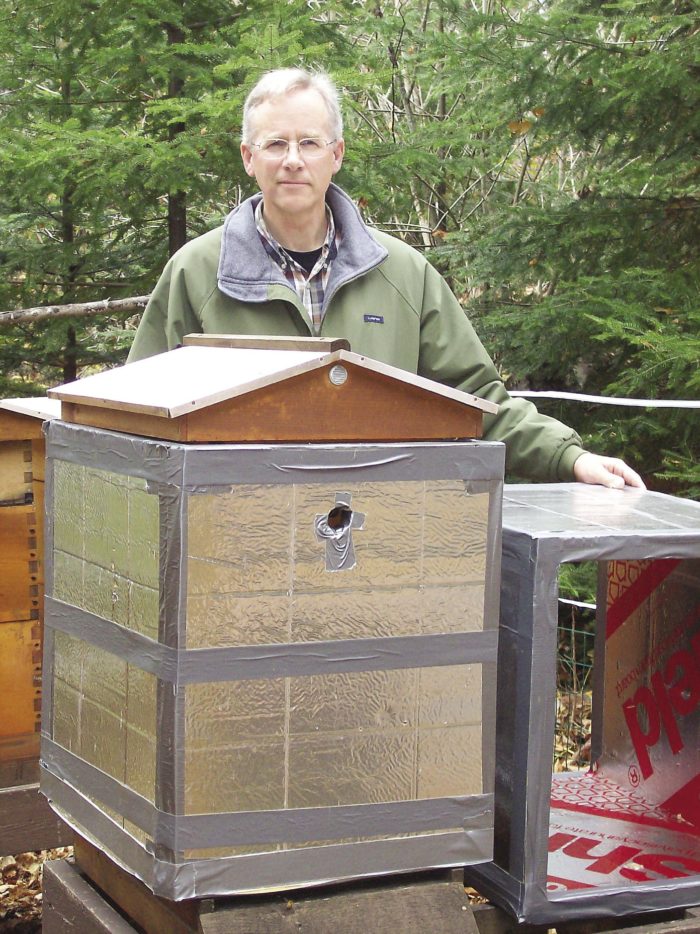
[127,255,205,363]
[418,262,585,481]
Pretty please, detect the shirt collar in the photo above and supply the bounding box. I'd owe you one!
[255,200,336,269]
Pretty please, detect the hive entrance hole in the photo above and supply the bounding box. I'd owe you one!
[327,505,353,530]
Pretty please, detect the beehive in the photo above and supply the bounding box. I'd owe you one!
[41,342,505,898]
[0,398,60,785]
[468,484,700,924]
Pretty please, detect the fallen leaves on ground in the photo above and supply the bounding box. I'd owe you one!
[554,691,592,773]
[0,847,72,932]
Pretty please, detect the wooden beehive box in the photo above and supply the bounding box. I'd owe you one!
[48,335,497,442]
[0,397,60,782]
[42,340,505,899]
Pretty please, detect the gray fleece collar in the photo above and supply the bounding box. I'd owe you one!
[217,183,388,308]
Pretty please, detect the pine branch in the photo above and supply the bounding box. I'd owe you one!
[0,296,149,327]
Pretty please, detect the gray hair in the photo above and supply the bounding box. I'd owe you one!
[241,68,343,145]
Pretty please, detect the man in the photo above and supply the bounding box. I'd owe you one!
[128,67,644,489]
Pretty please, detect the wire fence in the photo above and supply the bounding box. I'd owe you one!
[555,600,595,772]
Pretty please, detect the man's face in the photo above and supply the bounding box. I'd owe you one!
[240,88,344,223]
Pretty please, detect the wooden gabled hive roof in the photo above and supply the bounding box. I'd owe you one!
[0,397,61,442]
[49,338,498,444]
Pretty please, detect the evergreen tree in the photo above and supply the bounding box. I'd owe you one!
[1,0,697,495]
[0,0,327,388]
[331,0,699,494]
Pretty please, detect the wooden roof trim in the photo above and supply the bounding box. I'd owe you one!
[339,352,499,415]
[183,334,350,352]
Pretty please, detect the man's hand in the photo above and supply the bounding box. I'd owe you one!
[573,452,646,490]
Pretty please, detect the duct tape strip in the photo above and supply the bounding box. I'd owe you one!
[46,420,185,486]
[484,477,504,634]
[179,439,506,488]
[538,534,700,563]
[44,456,56,596]
[41,627,56,739]
[500,522,700,560]
[456,479,503,499]
[42,739,493,849]
[314,491,365,571]
[42,767,489,899]
[470,856,700,926]
[46,598,177,679]
[43,739,154,833]
[47,420,505,488]
[149,825,492,899]
[42,457,57,733]
[502,484,700,539]
[510,390,700,409]
[40,768,158,882]
[45,596,498,682]
[158,488,186,649]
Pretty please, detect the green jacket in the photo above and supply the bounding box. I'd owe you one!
[128,184,585,480]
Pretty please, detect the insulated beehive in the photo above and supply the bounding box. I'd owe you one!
[42,342,504,898]
[468,484,700,924]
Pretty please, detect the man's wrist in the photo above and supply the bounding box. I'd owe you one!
[557,444,587,481]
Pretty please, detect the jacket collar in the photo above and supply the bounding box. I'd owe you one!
[217,183,388,307]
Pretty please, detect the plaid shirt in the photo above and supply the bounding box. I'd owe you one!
[255,200,340,335]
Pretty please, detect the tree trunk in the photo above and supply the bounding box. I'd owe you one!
[61,75,81,383]
[64,324,78,384]
[166,24,187,255]
[168,190,187,256]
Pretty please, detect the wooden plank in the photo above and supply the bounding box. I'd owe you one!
[43,857,139,934]
[74,834,200,934]
[0,755,39,789]
[557,907,700,934]
[0,619,42,747]
[0,503,40,623]
[198,871,479,934]
[74,837,481,934]
[186,361,484,443]
[31,437,46,482]
[0,407,46,442]
[471,903,551,933]
[183,334,351,352]
[0,440,33,503]
[63,401,186,441]
[0,783,72,855]
[470,904,700,934]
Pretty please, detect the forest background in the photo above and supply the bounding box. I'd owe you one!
[0,0,697,501]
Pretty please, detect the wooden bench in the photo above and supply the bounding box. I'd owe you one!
[41,836,700,934]
[0,783,72,856]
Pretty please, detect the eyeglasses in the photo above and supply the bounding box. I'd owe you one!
[250,138,337,161]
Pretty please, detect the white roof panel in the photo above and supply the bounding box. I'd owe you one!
[0,396,62,421]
